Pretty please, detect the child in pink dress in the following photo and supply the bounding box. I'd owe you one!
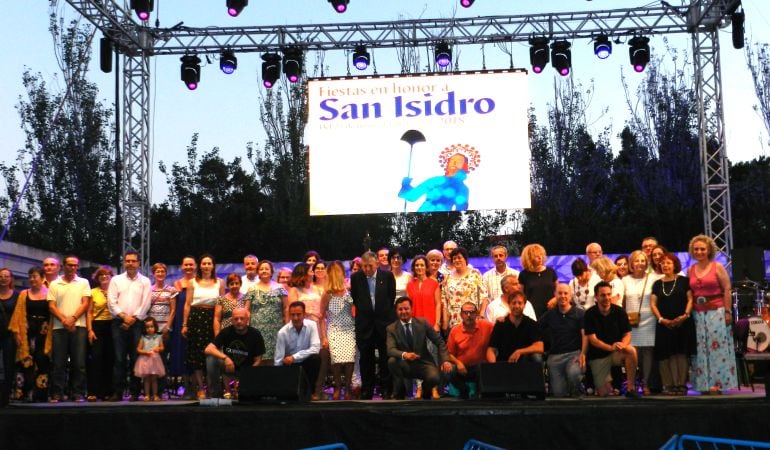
[134,317,166,401]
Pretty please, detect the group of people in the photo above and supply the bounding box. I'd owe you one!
[0,233,740,404]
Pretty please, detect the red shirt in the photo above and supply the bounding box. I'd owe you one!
[447,319,493,366]
[406,277,439,326]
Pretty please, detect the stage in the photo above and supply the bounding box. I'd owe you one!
[2,388,770,450]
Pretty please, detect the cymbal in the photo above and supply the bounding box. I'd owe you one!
[734,279,759,289]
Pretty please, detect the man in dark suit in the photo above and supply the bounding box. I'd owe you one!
[350,251,397,399]
[386,296,452,399]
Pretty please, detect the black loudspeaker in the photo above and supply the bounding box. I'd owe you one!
[479,361,546,400]
[100,37,112,73]
[238,365,309,402]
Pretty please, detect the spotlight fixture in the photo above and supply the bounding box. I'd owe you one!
[352,45,370,71]
[460,0,475,7]
[226,0,248,17]
[180,55,201,91]
[282,48,303,83]
[435,42,452,68]
[628,36,650,73]
[550,41,571,76]
[100,37,112,74]
[528,37,549,74]
[732,10,745,49]
[130,0,154,21]
[220,50,237,74]
[329,0,349,13]
[261,53,281,88]
[594,35,612,59]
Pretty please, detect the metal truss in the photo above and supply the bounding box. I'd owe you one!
[63,0,740,269]
[121,54,152,271]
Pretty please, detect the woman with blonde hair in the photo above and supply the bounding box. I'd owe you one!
[590,256,624,306]
[622,250,658,395]
[518,244,558,318]
[687,234,736,394]
[320,261,356,400]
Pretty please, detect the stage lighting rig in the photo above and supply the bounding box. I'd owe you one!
[130,0,154,21]
[261,53,281,88]
[226,0,248,17]
[594,35,612,59]
[628,36,650,73]
[220,50,237,74]
[180,55,201,90]
[352,46,370,71]
[528,37,549,74]
[329,0,349,13]
[550,41,571,76]
[434,42,452,68]
[282,48,303,83]
[460,0,475,7]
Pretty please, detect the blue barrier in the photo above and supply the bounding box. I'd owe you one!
[300,444,348,450]
[660,434,770,449]
[463,439,506,450]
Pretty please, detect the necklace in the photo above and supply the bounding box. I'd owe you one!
[661,277,677,297]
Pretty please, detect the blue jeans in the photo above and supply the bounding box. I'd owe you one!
[111,319,143,397]
[51,327,87,397]
[547,350,583,397]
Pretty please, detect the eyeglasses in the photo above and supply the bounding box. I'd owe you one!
[461,310,476,315]
[391,255,402,260]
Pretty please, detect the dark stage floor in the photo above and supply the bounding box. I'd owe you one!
[2,388,770,450]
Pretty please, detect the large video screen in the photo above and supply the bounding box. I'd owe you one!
[306,71,531,216]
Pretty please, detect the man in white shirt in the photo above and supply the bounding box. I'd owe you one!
[482,245,519,305]
[275,301,322,399]
[585,242,603,265]
[240,254,259,294]
[439,240,458,279]
[485,274,537,322]
[107,250,152,401]
[47,255,91,402]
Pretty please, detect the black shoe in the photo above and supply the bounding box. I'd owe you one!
[105,394,121,402]
[625,389,641,399]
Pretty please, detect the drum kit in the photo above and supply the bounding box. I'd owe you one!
[733,279,770,353]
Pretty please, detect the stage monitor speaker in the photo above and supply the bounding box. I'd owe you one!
[238,365,310,402]
[479,361,545,400]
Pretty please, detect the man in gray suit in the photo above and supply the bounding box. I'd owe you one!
[386,296,452,399]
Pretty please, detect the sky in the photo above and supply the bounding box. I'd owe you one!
[1,0,769,205]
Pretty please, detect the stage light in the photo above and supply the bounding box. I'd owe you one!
[329,0,349,13]
[529,37,549,74]
[732,10,745,49]
[282,48,303,83]
[130,0,154,21]
[180,55,201,90]
[435,42,452,68]
[261,53,281,88]
[220,50,237,74]
[550,41,571,76]
[460,0,475,7]
[594,35,612,59]
[352,45,370,71]
[100,37,112,73]
[628,36,650,73]
[226,0,248,17]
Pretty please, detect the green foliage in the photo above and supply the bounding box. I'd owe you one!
[0,17,117,262]
[730,156,770,248]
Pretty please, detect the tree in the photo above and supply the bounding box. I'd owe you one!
[0,15,117,263]
[523,79,615,254]
[729,156,770,249]
[746,42,770,140]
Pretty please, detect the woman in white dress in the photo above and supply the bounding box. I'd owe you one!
[623,250,659,395]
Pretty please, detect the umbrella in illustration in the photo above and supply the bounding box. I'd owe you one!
[400,129,426,212]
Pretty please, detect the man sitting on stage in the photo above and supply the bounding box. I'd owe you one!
[386,297,452,399]
[275,301,322,400]
[585,281,640,398]
[539,283,587,397]
[447,302,493,398]
[486,291,544,364]
[204,307,264,399]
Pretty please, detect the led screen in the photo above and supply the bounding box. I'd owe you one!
[306,71,531,215]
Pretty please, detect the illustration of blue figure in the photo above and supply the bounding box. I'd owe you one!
[398,143,481,212]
